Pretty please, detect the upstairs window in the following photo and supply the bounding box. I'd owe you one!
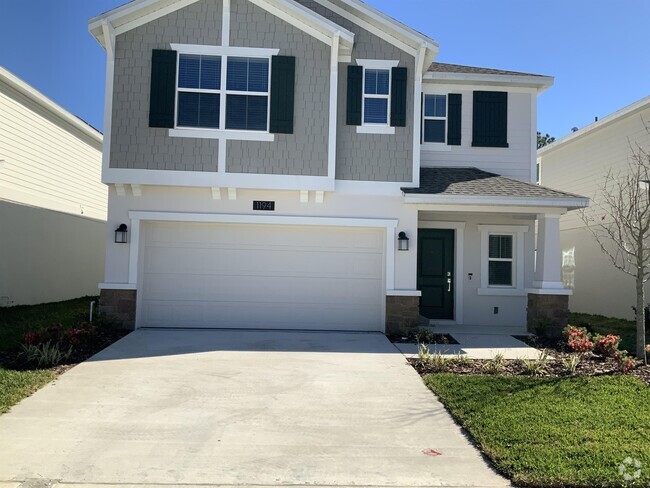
[363,69,390,125]
[177,54,222,129]
[423,94,447,143]
[176,54,270,132]
[225,57,269,131]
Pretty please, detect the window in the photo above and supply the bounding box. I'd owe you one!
[423,94,447,143]
[478,225,528,296]
[363,69,390,125]
[177,54,222,129]
[488,235,513,286]
[176,53,270,132]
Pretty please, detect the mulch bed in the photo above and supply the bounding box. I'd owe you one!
[389,333,459,345]
[409,337,650,386]
[0,326,129,372]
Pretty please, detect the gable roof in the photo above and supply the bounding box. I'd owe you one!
[538,95,650,156]
[429,62,546,78]
[89,0,355,50]
[402,167,588,208]
[0,66,102,146]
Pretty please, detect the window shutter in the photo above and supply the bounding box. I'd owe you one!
[390,67,407,127]
[472,91,508,147]
[346,65,363,126]
[149,49,177,128]
[447,93,462,146]
[269,56,296,134]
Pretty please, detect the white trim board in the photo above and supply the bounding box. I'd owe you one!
[125,212,399,293]
[418,220,465,325]
[404,193,589,209]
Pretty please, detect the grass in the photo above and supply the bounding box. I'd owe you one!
[0,296,94,352]
[570,312,649,353]
[425,374,650,487]
[0,368,57,415]
[0,296,95,414]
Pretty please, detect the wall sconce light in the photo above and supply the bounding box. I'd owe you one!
[114,224,128,244]
[397,231,409,251]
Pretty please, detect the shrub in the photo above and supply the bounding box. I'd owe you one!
[561,354,582,375]
[483,353,506,375]
[614,351,638,373]
[563,325,594,353]
[21,341,72,368]
[522,350,550,376]
[414,327,434,344]
[594,334,621,357]
[23,332,40,345]
[452,353,471,366]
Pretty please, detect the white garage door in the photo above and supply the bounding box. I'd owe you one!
[139,221,385,331]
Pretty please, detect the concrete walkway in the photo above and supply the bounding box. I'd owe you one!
[395,332,541,360]
[0,329,509,488]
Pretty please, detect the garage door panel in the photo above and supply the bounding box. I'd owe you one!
[140,222,385,331]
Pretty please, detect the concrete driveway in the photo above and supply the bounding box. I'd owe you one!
[0,329,508,488]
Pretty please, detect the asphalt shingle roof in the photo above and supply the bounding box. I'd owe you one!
[428,62,546,78]
[402,167,585,199]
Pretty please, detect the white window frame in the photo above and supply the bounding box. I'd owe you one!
[169,44,279,142]
[356,59,398,135]
[422,93,448,147]
[478,225,528,296]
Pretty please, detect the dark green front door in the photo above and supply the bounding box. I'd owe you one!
[418,229,454,320]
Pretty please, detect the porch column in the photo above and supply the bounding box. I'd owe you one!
[534,213,564,290]
[528,213,571,337]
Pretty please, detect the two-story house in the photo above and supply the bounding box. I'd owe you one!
[89,0,588,335]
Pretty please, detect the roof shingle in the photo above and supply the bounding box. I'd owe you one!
[428,62,546,78]
[402,167,585,200]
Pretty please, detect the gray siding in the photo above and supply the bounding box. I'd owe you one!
[296,0,415,182]
[227,0,330,176]
[110,1,222,171]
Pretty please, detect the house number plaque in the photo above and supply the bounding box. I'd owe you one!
[253,201,275,211]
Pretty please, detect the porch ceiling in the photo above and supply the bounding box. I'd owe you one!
[402,167,589,209]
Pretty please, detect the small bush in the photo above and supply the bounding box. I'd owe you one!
[594,334,620,357]
[417,344,449,372]
[452,353,471,366]
[21,341,72,368]
[563,325,594,353]
[561,354,582,375]
[414,328,434,344]
[483,353,506,375]
[614,351,638,373]
[522,350,550,376]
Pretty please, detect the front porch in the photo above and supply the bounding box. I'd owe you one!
[387,167,589,337]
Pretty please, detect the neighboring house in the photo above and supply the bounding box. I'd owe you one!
[538,96,650,320]
[89,0,587,334]
[0,67,107,307]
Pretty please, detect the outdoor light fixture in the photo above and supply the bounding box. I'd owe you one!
[397,231,409,251]
[114,224,128,244]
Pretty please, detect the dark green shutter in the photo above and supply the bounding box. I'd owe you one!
[390,67,407,127]
[269,56,296,134]
[346,65,363,126]
[149,49,177,128]
[472,91,508,147]
[447,93,462,145]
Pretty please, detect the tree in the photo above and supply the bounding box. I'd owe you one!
[537,131,556,149]
[581,135,650,362]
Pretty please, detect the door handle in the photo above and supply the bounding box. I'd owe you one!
[447,278,452,292]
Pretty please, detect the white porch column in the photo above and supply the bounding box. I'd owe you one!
[534,213,566,290]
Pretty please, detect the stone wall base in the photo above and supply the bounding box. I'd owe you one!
[386,295,420,337]
[527,293,569,338]
[100,289,137,330]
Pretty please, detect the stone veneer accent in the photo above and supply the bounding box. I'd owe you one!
[386,296,420,336]
[527,293,569,338]
[100,289,137,330]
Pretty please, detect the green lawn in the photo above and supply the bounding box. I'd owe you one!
[0,296,94,352]
[0,369,57,415]
[0,296,95,415]
[425,374,650,487]
[570,312,649,353]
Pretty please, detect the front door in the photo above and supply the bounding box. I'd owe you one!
[417,229,454,320]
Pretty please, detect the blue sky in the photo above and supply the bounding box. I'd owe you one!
[1,0,648,139]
